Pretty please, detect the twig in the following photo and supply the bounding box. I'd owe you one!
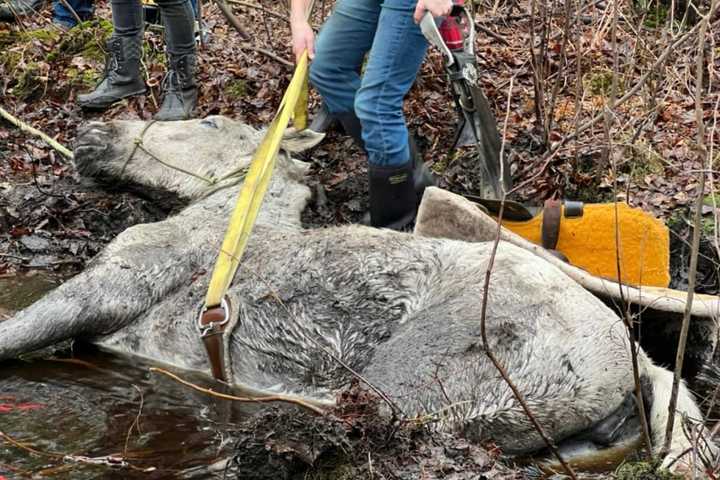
[149,367,328,415]
[57,0,82,26]
[0,106,73,159]
[662,0,717,456]
[474,24,509,46]
[541,15,718,163]
[240,44,293,68]
[123,385,144,456]
[226,0,289,24]
[214,0,251,41]
[479,198,577,479]
[606,0,654,459]
[0,431,154,473]
[479,78,577,479]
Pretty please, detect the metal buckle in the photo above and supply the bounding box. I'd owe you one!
[197,296,230,337]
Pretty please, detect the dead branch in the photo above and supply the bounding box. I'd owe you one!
[479,199,577,480]
[662,0,717,456]
[149,367,328,415]
[605,0,654,459]
[214,0,251,40]
[0,105,74,159]
[479,79,577,479]
[226,0,290,24]
[0,431,155,473]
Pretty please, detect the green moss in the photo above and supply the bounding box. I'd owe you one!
[614,461,683,480]
[704,194,720,207]
[57,18,113,61]
[11,62,43,100]
[584,68,621,97]
[225,79,247,100]
[19,26,61,44]
[66,66,100,88]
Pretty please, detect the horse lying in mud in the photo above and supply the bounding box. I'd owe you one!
[0,116,711,473]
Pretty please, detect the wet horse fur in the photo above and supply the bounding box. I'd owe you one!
[0,116,709,470]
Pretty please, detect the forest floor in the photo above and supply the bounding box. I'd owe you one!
[0,0,719,478]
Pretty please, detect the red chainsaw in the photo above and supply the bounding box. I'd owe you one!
[420,1,514,204]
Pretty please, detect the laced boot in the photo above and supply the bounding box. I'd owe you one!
[77,36,145,109]
[155,53,197,121]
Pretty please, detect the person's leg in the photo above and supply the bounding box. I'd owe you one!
[309,0,380,138]
[354,0,427,167]
[0,0,46,22]
[53,0,94,28]
[77,0,145,109]
[154,0,197,120]
[352,0,432,229]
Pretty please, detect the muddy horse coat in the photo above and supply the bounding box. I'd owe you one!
[0,117,707,472]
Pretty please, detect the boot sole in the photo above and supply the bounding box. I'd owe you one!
[78,88,147,110]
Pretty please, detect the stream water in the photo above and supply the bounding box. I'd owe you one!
[0,273,251,480]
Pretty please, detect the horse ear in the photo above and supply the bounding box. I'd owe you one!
[281,127,325,153]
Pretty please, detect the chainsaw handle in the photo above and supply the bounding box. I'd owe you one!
[420,12,455,66]
[419,6,475,63]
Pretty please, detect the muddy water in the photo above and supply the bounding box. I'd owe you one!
[0,274,254,479]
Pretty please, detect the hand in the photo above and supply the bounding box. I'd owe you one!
[291,20,315,62]
[413,0,453,23]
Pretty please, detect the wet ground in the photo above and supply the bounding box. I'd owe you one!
[0,273,249,479]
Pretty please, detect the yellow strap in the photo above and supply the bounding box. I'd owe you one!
[204,52,309,308]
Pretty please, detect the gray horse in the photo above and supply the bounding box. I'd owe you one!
[0,116,707,473]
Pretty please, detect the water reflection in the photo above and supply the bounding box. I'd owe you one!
[0,347,255,479]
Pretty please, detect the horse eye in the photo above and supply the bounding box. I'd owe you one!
[200,118,219,129]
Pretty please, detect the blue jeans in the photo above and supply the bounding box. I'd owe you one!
[53,0,94,27]
[310,0,428,166]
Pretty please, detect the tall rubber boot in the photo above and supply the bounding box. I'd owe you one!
[155,53,198,121]
[336,111,436,200]
[367,142,436,230]
[77,36,146,109]
[407,134,436,204]
[335,111,364,148]
[368,160,417,230]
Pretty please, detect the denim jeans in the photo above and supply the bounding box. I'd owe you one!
[310,0,428,166]
[53,0,94,27]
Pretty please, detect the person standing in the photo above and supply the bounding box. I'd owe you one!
[77,0,197,120]
[290,0,451,229]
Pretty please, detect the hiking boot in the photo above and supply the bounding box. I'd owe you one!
[77,36,146,110]
[368,160,417,230]
[155,53,197,121]
[0,0,45,22]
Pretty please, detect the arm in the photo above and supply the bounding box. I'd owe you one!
[290,0,315,62]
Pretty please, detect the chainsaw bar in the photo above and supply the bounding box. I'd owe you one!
[421,8,513,203]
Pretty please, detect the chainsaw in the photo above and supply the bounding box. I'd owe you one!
[420,2,523,215]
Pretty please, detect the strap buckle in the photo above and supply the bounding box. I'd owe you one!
[197,296,230,338]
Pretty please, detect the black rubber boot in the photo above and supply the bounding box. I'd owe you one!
[407,134,436,204]
[361,131,436,230]
[335,111,364,148]
[0,0,45,22]
[308,102,335,134]
[77,36,146,109]
[155,53,197,121]
[368,160,417,230]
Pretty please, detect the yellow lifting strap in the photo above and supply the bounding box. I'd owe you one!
[204,52,309,309]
